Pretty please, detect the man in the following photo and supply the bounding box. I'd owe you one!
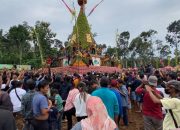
[136,76,163,130]
[0,101,16,130]
[166,72,177,81]
[21,79,37,130]
[9,80,26,113]
[110,79,123,126]
[92,77,119,124]
[0,82,13,111]
[118,79,129,126]
[146,80,180,130]
[88,80,99,94]
[32,80,51,130]
[0,75,16,130]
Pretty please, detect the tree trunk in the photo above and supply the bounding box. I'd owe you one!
[19,42,22,65]
[35,30,44,65]
[175,44,178,66]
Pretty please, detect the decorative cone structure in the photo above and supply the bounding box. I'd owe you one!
[67,0,96,67]
[56,0,122,73]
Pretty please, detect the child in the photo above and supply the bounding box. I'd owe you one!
[51,89,63,130]
[48,97,59,130]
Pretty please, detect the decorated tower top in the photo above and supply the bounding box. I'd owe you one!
[78,0,87,6]
[68,0,96,51]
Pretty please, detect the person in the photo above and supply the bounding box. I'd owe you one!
[118,79,129,126]
[51,89,63,130]
[71,96,118,130]
[64,82,79,130]
[32,80,51,130]
[110,79,123,126]
[0,86,13,111]
[73,82,91,122]
[9,80,26,114]
[136,76,163,130]
[0,75,16,130]
[8,72,19,91]
[166,72,177,81]
[48,97,59,130]
[88,80,99,94]
[21,79,37,130]
[130,76,142,108]
[146,80,180,130]
[92,77,119,124]
[0,103,17,130]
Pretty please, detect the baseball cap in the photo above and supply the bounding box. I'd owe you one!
[111,79,118,87]
[148,76,158,87]
[166,80,180,91]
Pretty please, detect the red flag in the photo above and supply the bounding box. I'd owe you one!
[88,0,104,17]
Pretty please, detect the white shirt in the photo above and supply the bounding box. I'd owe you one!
[73,93,91,117]
[157,87,169,114]
[1,84,6,90]
[9,88,26,112]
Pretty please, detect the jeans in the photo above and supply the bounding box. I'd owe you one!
[122,106,128,126]
[31,119,49,130]
[57,110,63,130]
[65,107,75,130]
[23,120,34,130]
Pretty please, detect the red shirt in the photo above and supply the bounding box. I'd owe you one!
[136,86,163,120]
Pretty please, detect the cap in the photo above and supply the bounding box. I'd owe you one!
[166,80,180,91]
[111,79,117,87]
[148,76,157,87]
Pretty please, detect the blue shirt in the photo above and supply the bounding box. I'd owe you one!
[110,88,123,117]
[92,87,119,119]
[32,93,48,117]
[119,85,129,107]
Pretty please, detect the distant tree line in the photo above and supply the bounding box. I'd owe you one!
[0,20,180,68]
[106,20,180,68]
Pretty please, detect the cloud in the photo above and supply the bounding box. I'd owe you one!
[0,0,180,47]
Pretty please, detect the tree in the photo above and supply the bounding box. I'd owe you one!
[166,20,180,65]
[30,21,56,65]
[7,23,30,64]
[129,30,157,66]
[117,31,130,68]
[106,46,117,57]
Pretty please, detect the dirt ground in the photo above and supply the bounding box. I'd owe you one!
[16,107,144,130]
[61,109,144,130]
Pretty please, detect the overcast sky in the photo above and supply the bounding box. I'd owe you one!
[0,0,180,47]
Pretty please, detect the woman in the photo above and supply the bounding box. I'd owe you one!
[71,96,118,130]
[64,80,79,130]
[73,82,91,122]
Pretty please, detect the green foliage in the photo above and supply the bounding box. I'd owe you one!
[129,30,157,61]
[71,10,92,49]
[0,21,62,68]
[166,20,180,65]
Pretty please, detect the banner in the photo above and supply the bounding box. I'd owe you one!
[0,64,31,70]
[63,58,69,67]
[92,57,101,66]
[0,64,13,69]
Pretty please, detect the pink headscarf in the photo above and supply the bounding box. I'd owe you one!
[81,96,117,130]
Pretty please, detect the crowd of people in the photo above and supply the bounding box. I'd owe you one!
[0,66,180,130]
